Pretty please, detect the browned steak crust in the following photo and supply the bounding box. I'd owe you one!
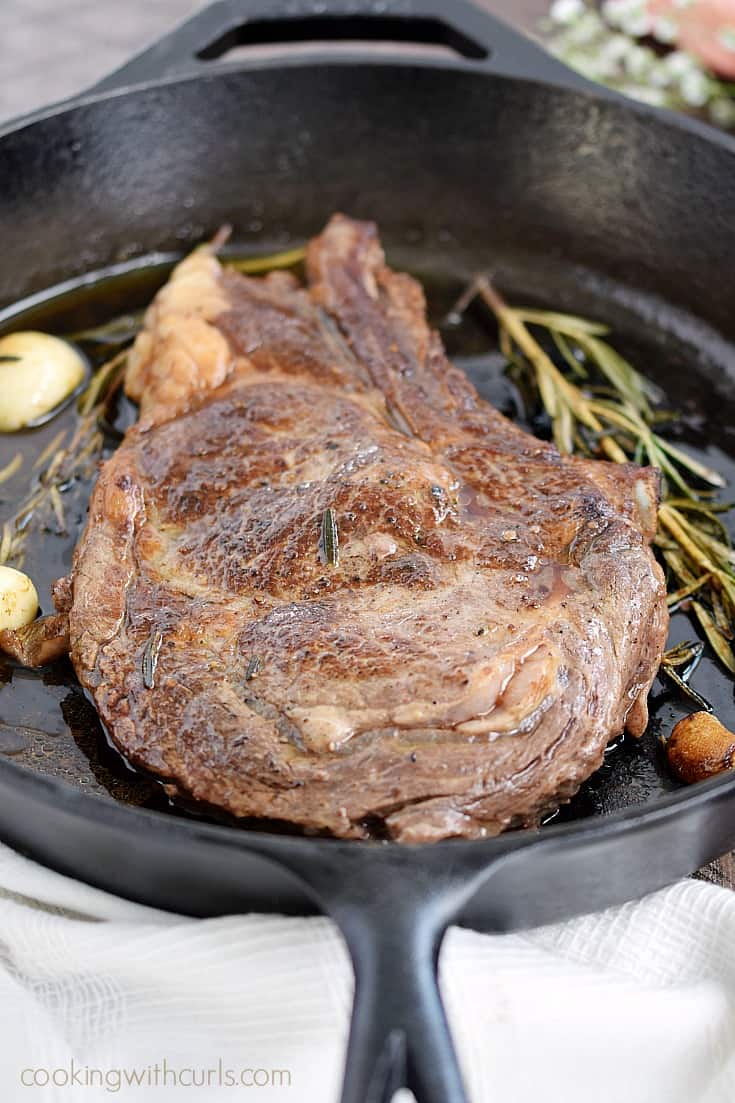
[66,215,668,841]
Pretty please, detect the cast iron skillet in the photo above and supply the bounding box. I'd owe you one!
[2,2,735,1100]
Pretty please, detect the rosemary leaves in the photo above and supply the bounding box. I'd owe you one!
[141,630,164,690]
[225,245,306,274]
[464,277,735,681]
[0,453,22,486]
[318,508,340,567]
[0,352,123,569]
[660,641,712,711]
[245,655,262,682]
[0,242,308,574]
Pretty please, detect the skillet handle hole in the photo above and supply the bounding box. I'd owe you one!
[196,14,489,63]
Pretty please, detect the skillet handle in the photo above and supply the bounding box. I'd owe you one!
[283,846,491,1103]
[336,891,469,1103]
[90,0,596,96]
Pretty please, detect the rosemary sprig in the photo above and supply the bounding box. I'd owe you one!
[141,629,164,690]
[225,245,306,274]
[318,507,340,568]
[70,312,145,347]
[660,641,712,712]
[77,349,127,416]
[475,278,628,462]
[245,655,262,682]
[0,452,22,486]
[466,276,735,680]
[693,602,735,674]
[667,573,711,612]
[33,428,67,471]
[68,247,307,350]
[661,641,705,672]
[1,243,310,573]
[0,351,122,567]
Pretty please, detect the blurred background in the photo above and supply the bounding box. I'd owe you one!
[1,0,734,127]
[1,0,200,120]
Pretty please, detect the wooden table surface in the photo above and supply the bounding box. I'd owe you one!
[2,0,732,890]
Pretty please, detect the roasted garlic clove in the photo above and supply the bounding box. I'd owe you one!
[0,331,87,431]
[0,565,39,631]
[667,711,735,784]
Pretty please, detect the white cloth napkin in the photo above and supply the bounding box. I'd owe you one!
[0,840,734,1103]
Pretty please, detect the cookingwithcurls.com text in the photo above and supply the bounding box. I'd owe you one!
[19,1058,293,1093]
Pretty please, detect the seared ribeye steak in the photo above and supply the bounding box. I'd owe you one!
[67,215,668,841]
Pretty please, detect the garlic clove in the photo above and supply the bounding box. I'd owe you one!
[667,710,735,784]
[0,331,87,432]
[0,565,39,631]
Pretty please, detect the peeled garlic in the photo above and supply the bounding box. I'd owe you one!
[0,565,39,631]
[0,332,86,432]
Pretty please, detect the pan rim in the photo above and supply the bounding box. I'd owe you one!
[1,741,733,860]
[2,54,735,159]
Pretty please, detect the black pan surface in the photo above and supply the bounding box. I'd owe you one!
[2,3,735,1101]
